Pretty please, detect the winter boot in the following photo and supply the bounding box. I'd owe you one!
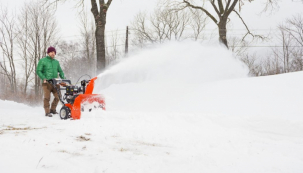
[50,110,58,114]
[45,113,53,117]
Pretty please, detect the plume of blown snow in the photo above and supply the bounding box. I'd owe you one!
[93,41,249,112]
[94,41,248,90]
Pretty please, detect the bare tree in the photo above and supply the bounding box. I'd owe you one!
[241,53,261,76]
[25,1,58,99]
[131,1,206,46]
[17,3,35,95]
[131,12,155,46]
[79,9,96,76]
[229,36,250,58]
[273,14,303,73]
[58,41,80,62]
[282,14,303,47]
[106,29,121,65]
[178,0,277,48]
[261,54,281,76]
[57,41,82,83]
[189,8,207,41]
[0,67,7,96]
[0,7,18,94]
[241,13,303,77]
[290,48,303,71]
[277,27,294,73]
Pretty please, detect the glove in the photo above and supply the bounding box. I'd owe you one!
[59,82,68,87]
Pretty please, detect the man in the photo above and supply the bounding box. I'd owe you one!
[37,46,65,117]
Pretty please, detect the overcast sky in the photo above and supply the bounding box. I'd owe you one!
[2,0,303,54]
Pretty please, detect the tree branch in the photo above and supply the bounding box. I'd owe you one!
[91,0,99,18]
[210,0,221,18]
[233,10,265,41]
[217,0,224,14]
[107,0,113,7]
[226,0,238,16]
[224,0,231,14]
[183,0,218,24]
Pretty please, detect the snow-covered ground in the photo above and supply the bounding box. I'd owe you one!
[1,42,303,173]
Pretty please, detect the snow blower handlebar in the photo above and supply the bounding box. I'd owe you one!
[47,79,71,88]
[47,79,71,105]
[47,78,92,105]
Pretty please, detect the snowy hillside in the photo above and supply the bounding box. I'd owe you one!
[1,42,303,173]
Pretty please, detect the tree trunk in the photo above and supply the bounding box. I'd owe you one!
[34,42,39,99]
[218,20,228,48]
[91,0,112,74]
[95,25,106,74]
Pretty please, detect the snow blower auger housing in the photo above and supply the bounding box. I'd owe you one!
[48,77,105,120]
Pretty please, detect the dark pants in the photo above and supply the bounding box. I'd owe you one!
[42,83,60,114]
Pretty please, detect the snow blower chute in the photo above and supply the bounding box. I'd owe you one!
[48,77,105,120]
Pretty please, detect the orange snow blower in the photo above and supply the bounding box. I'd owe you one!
[48,77,105,120]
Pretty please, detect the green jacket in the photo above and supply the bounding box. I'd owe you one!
[36,56,65,81]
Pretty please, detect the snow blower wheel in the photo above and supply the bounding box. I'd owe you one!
[60,106,70,120]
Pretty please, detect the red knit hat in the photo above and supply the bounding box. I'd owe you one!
[47,46,56,54]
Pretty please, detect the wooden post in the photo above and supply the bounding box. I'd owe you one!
[125,26,129,56]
